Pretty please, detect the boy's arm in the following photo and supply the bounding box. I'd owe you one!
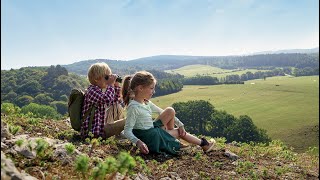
[113,86,121,103]
[123,107,140,144]
[87,85,116,106]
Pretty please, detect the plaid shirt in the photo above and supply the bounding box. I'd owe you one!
[80,84,121,138]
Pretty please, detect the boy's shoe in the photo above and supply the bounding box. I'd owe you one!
[202,139,216,153]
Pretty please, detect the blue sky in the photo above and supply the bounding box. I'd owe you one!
[1,0,319,70]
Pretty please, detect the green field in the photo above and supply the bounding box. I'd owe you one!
[152,76,319,152]
[165,64,268,78]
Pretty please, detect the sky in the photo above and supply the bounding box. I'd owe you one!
[1,0,319,70]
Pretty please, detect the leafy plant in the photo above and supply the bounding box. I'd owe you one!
[15,139,24,147]
[135,156,151,174]
[27,118,40,125]
[9,125,21,135]
[75,154,90,179]
[35,138,49,158]
[117,151,136,175]
[65,143,75,155]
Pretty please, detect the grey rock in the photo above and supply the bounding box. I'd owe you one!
[224,150,239,161]
[1,151,38,180]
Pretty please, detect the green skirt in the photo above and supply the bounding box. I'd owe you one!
[133,120,181,155]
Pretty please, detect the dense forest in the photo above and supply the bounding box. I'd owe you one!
[1,66,183,117]
[1,65,89,118]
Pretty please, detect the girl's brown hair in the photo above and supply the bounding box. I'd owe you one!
[121,71,156,106]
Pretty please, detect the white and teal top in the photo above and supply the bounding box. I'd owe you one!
[123,100,184,144]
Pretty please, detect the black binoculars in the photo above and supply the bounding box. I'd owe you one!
[105,74,122,83]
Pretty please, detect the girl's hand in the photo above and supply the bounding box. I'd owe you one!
[136,140,149,154]
[178,126,187,137]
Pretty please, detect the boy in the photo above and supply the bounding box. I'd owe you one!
[81,62,125,139]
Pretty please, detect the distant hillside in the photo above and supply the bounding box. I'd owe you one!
[63,53,319,76]
[250,47,319,55]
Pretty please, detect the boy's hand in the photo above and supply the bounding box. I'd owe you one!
[106,74,117,86]
[137,140,149,154]
[114,82,120,87]
[178,126,187,137]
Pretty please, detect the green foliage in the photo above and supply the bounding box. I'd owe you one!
[35,138,49,158]
[1,103,21,115]
[307,146,319,156]
[65,143,76,155]
[183,75,219,85]
[1,65,89,116]
[236,161,255,174]
[27,118,40,125]
[173,100,270,144]
[50,101,68,115]
[75,154,90,178]
[116,151,136,175]
[173,100,215,135]
[8,125,21,135]
[15,139,24,147]
[194,152,202,160]
[15,95,34,107]
[135,156,151,174]
[34,94,54,105]
[21,103,61,119]
[225,115,271,143]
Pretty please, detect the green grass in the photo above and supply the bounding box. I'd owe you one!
[152,76,319,152]
[165,64,268,78]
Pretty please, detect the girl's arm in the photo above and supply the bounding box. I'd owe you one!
[123,107,140,144]
[148,101,184,127]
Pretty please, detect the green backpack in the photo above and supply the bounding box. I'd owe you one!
[68,88,95,131]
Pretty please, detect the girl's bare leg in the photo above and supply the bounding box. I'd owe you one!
[166,128,214,151]
[155,107,175,130]
[166,129,201,145]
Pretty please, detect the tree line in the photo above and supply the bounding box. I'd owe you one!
[172,100,271,144]
[182,66,318,85]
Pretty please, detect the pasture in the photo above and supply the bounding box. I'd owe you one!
[152,75,319,152]
[165,64,268,78]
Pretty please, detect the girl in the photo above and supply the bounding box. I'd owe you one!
[122,71,215,155]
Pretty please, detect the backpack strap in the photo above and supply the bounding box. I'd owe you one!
[82,106,96,134]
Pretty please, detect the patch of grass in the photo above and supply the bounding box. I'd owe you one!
[153,76,319,152]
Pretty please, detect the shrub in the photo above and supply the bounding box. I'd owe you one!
[21,103,60,119]
[65,143,76,155]
[1,103,21,115]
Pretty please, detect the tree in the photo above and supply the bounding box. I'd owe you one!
[15,95,34,107]
[50,101,68,115]
[34,94,54,105]
[173,100,215,135]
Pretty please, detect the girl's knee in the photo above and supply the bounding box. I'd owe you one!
[164,107,175,115]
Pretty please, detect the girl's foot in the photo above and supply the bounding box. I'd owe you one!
[202,139,216,153]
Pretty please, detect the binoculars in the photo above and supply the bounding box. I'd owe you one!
[105,74,122,83]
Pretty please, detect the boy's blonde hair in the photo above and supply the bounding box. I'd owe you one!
[87,62,112,85]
